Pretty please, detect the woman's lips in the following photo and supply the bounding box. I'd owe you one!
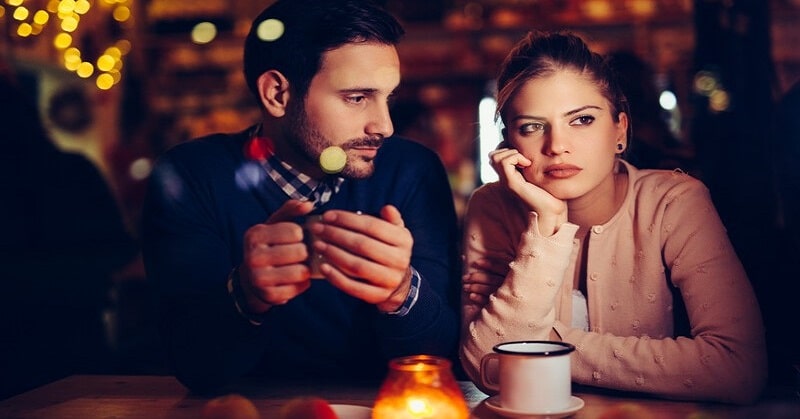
[544,164,582,179]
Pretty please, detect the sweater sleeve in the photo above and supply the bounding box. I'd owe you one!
[371,143,462,365]
[555,178,767,404]
[459,185,578,391]
[142,149,267,395]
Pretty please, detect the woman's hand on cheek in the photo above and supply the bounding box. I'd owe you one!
[489,147,531,192]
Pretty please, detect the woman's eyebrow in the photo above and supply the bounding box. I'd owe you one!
[564,105,602,117]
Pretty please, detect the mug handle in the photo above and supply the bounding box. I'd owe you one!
[479,353,500,392]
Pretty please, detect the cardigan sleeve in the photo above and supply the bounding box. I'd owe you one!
[459,184,578,392]
[555,177,767,404]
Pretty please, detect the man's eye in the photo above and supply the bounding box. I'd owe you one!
[571,115,595,125]
[346,95,366,104]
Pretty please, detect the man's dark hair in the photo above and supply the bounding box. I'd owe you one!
[243,0,405,101]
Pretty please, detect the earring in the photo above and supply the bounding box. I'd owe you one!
[617,143,624,151]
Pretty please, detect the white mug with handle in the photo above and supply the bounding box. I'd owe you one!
[480,340,575,413]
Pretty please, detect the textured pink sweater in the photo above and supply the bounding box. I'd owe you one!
[460,160,767,404]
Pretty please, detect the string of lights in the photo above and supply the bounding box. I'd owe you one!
[2,0,133,90]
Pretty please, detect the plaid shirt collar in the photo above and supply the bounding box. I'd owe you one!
[263,156,344,208]
[245,127,344,208]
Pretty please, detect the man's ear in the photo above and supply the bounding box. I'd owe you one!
[257,70,291,118]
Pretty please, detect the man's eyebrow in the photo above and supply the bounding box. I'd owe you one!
[338,87,379,94]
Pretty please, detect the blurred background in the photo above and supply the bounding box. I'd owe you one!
[1,0,798,397]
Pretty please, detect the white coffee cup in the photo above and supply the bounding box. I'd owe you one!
[480,340,575,413]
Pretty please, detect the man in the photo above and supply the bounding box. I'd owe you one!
[142,0,461,394]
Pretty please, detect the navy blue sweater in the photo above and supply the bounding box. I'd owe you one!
[142,129,461,393]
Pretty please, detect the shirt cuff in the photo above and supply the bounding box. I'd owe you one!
[385,266,421,317]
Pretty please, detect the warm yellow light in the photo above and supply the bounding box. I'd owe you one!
[628,0,656,17]
[31,23,43,35]
[112,5,130,22]
[13,6,29,20]
[583,0,613,20]
[693,71,718,96]
[17,23,33,37]
[61,15,79,32]
[58,0,76,14]
[709,89,730,113]
[0,7,5,19]
[7,0,24,7]
[407,397,433,416]
[191,21,217,44]
[109,69,122,83]
[33,9,49,24]
[257,19,284,42]
[74,0,90,14]
[373,356,468,419]
[96,73,115,90]
[46,0,59,13]
[64,48,82,70]
[96,54,115,71]
[76,62,94,78]
[105,46,122,59]
[115,39,131,55]
[54,32,72,49]
[64,47,81,59]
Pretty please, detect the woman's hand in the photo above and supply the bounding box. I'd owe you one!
[489,146,567,236]
[463,258,509,306]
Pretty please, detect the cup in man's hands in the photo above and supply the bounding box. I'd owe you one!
[303,215,325,279]
[480,340,576,413]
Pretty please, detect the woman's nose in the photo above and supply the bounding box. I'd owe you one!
[544,127,569,155]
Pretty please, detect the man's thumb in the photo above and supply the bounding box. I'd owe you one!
[266,199,315,223]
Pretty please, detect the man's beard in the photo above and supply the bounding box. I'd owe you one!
[284,99,383,179]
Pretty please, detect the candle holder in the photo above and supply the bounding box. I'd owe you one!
[372,355,469,419]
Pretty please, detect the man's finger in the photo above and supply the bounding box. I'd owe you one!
[266,199,315,224]
[380,204,404,227]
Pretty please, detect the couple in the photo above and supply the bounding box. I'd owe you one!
[143,0,766,405]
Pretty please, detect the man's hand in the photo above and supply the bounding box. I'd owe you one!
[307,205,413,313]
[239,199,315,313]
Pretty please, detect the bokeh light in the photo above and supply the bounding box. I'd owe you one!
[33,9,50,25]
[96,73,115,90]
[659,90,677,111]
[257,18,284,42]
[191,22,217,45]
[76,61,94,78]
[709,89,730,113]
[13,6,29,20]
[112,5,130,22]
[129,158,153,181]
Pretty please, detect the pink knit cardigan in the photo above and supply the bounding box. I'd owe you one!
[460,160,767,404]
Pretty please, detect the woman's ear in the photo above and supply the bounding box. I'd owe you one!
[616,112,629,149]
[257,70,291,118]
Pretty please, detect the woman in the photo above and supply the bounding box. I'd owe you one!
[459,31,766,404]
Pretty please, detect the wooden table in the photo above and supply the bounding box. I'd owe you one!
[0,375,797,418]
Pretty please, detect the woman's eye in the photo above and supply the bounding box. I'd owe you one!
[571,115,595,126]
[518,122,545,134]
